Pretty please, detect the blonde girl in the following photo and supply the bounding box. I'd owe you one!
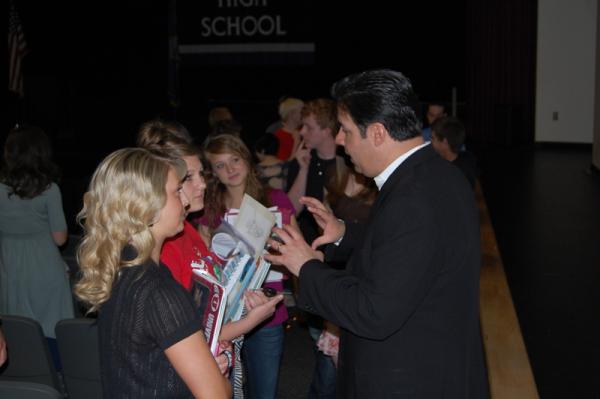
[75,148,230,398]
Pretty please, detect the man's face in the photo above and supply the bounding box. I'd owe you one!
[426,105,446,125]
[335,110,375,177]
[299,114,331,149]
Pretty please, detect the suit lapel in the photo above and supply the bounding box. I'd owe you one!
[370,144,435,217]
[351,145,433,268]
[348,145,434,276]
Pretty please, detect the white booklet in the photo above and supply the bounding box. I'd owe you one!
[212,194,278,259]
[233,194,276,256]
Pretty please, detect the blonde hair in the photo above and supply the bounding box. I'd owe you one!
[74,148,186,312]
[278,97,304,123]
[203,134,269,228]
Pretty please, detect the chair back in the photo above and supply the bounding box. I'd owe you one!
[0,381,63,399]
[55,318,102,399]
[0,315,62,393]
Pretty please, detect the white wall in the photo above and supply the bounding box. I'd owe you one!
[536,0,597,143]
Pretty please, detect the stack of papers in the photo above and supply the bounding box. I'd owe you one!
[192,194,280,355]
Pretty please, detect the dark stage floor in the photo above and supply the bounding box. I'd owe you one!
[479,144,600,398]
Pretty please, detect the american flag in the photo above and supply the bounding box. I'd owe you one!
[8,1,28,97]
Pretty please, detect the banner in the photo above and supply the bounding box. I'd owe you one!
[177,0,314,65]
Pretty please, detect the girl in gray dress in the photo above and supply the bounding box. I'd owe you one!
[0,125,74,366]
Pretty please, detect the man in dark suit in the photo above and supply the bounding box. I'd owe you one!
[265,69,488,398]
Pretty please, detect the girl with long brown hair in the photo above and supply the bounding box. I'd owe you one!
[201,134,296,399]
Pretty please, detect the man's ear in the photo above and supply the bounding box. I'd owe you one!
[367,122,388,147]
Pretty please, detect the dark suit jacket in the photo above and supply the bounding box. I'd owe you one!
[298,145,488,398]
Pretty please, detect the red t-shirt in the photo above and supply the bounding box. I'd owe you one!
[161,221,220,291]
[274,128,294,160]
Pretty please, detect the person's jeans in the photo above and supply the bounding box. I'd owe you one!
[243,324,284,399]
[308,326,336,399]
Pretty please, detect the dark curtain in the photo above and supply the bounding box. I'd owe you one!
[466,0,537,149]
